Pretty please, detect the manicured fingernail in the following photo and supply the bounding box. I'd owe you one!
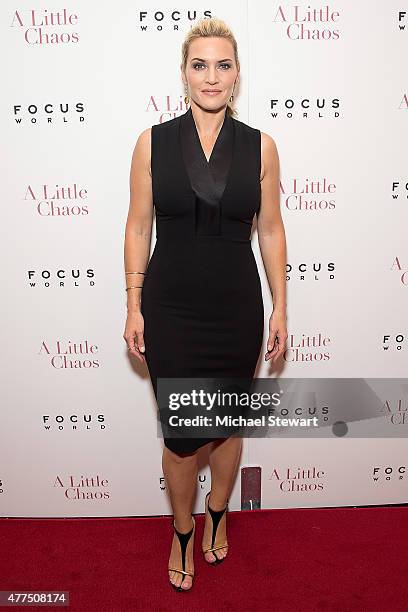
[140,346,145,352]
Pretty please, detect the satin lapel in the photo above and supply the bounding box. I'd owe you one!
[207,110,234,203]
[179,107,234,235]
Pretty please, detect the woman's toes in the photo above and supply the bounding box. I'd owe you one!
[205,550,218,563]
[168,569,177,587]
[181,577,192,590]
[204,546,227,563]
[174,573,182,588]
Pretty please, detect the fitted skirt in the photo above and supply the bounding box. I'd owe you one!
[140,235,264,453]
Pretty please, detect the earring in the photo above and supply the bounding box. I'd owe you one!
[184,88,190,105]
[230,82,237,103]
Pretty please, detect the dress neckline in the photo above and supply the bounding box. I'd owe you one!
[178,106,236,232]
[187,106,228,164]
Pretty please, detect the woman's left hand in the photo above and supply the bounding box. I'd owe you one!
[265,309,288,362]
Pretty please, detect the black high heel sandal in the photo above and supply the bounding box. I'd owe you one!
[168,515,195,592]
[202,490,229,565]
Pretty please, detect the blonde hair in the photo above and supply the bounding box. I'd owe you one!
[181,16,240,118]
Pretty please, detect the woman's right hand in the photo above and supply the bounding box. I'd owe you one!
[123,310,146,364]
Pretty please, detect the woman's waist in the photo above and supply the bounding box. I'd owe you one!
[145,240,259,285]
[155,233,252,246]
[150,236,255,266]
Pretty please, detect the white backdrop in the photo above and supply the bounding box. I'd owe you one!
[1,1,407,517]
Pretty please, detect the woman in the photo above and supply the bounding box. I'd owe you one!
[123,17,287,592]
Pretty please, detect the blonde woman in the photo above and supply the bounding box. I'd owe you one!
[124,16,287,592]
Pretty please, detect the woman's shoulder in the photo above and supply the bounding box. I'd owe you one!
[134,127,152,157]
[131,127,152,175]
[259,130,279,182]
[137,126,152,143]
[259,130,278,155]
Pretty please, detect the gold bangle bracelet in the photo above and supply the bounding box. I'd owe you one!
[126,286,143,291]
[125,271,146,275]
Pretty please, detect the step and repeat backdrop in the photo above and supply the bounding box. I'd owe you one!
[1,1,407,517]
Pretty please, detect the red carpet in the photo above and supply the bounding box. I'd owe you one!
[1,506,407,611]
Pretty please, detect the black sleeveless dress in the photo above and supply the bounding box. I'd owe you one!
[140,106,264,453]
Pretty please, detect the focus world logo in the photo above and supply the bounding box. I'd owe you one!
[372,465,406,482]
[13,101,86,124]
[42,413,106,431]
[159,473,207,491]
[27,268,95,288]
[269,96,340,119]
[391,180,408,201]
[382,334,407,352]
[398,11,407,31]
[137,8,212,32]
[286,261,335,281]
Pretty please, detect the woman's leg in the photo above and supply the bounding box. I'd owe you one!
[163,446,198,590]
[202,436,242,562]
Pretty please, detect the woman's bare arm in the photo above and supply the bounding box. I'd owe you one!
[257,132,288,362]
[123,128,153,362]
[124,128,154,315]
